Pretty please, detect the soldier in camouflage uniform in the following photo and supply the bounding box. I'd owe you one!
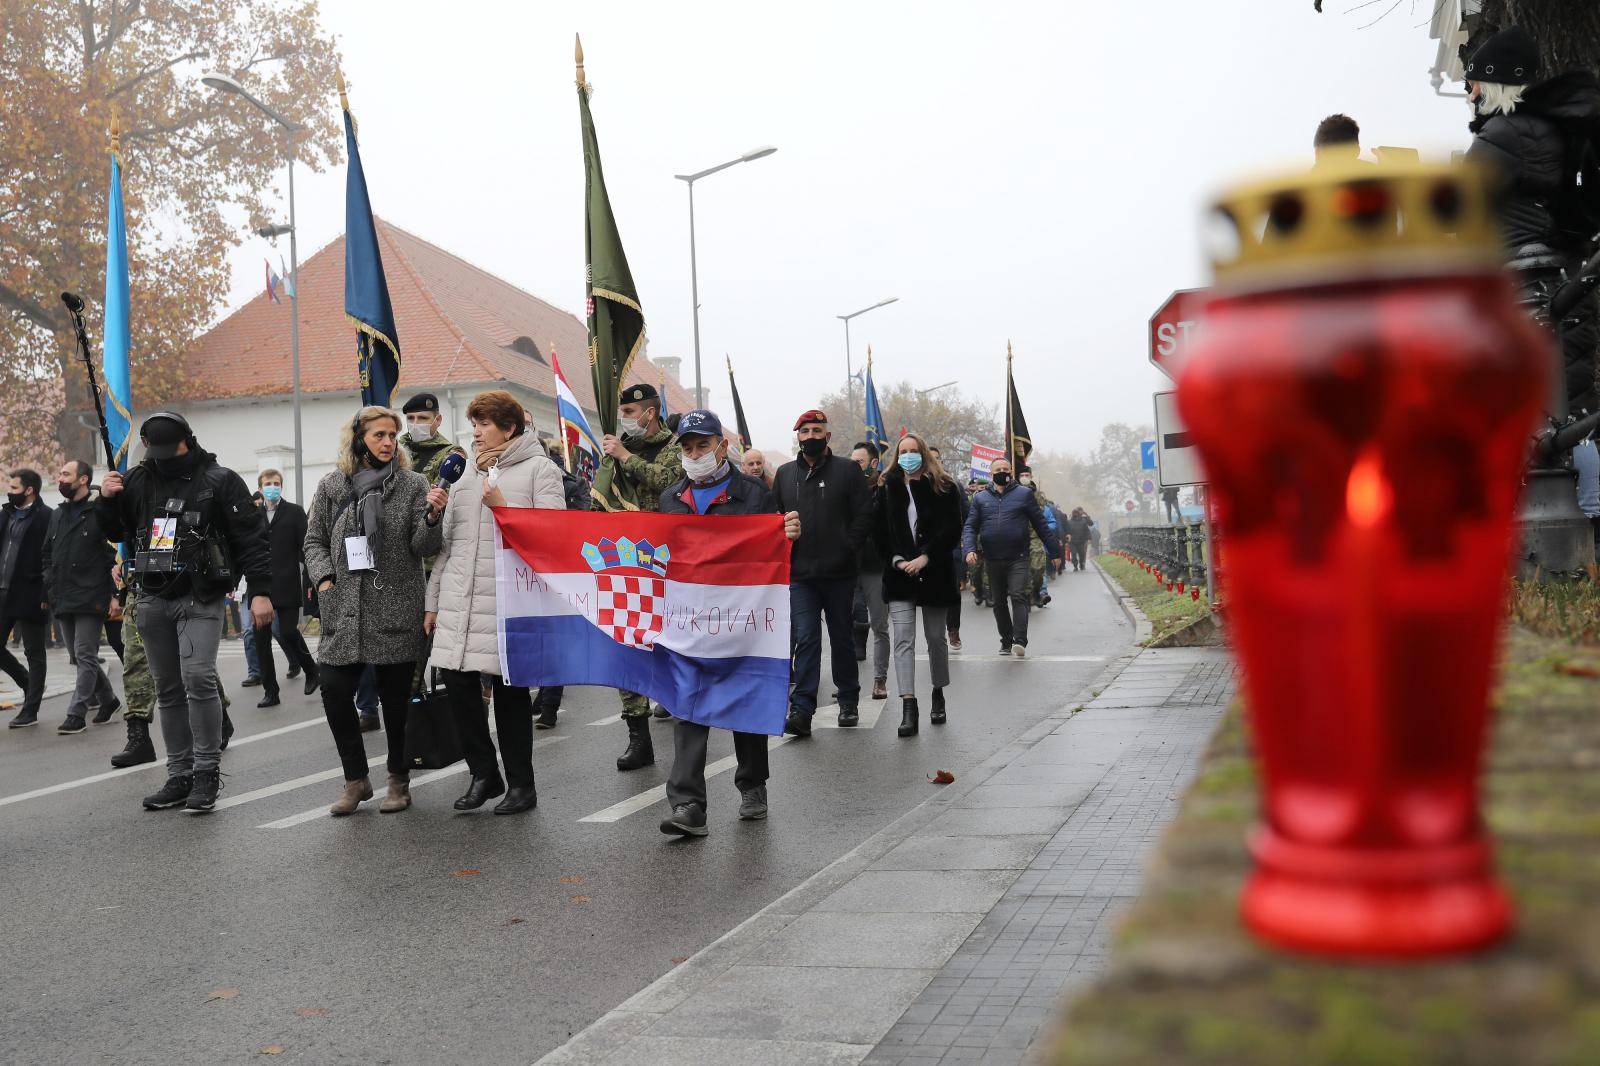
[596,382,683,772]
[400,393,457,697]
[1021,469,1061,608]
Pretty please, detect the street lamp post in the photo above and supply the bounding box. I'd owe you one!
[202,72,306,504]
[675,146,777,408]
[838,297,899,425]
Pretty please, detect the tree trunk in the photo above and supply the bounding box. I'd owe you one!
[1474,1,1600,77]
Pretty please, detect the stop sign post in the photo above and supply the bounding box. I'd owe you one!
[1150,288,1208,381]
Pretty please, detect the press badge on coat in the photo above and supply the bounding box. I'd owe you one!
[345,535,375,571]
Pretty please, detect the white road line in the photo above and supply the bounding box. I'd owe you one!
[0,715,333,810]
[578,735,793,824]
[811,702,887,730]
[588,713,623,727]
[213,756,384,812]
[256,736,570,829]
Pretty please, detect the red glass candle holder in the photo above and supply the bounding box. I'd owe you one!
[1178,160,1546,958]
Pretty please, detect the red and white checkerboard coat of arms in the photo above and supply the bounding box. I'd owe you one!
[581,536,670,650]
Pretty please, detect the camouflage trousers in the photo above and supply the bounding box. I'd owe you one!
[970,552,987,600]
[120,597,230,721]
[620,689,651,719]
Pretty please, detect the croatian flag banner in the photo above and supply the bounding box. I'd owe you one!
[493,508,791,735]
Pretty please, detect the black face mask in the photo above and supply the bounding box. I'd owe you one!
[992,472,1011,487]
[154,452,198,478]
[799,438,827,460]
[5,492,25,508]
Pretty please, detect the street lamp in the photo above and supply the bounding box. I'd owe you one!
[838,297,899,421]
[917,380,957,396]
[675,146,777,408]
[202,72,307,504]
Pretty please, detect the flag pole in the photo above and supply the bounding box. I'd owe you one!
[575,33,586,89]
[1005,339,1014,468]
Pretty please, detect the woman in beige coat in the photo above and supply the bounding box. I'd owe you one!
[425,391,565,814]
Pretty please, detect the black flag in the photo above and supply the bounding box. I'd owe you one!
[727,354,752,448]
[1005,341,1032,468]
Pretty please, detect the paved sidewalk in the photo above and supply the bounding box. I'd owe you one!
[537,638,1237,1065]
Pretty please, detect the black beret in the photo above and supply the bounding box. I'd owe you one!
[620,383,659,405]
[401,393,440,414]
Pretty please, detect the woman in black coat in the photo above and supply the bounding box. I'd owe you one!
[876,433,962,738]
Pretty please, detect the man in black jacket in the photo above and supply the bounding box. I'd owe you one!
[772,409,873,736]
[98,412,273,813]
[1,469,51,728]
[848,442,890,704]
[42,460,118,734]
[251,469,319,707]
[656,410,800,837]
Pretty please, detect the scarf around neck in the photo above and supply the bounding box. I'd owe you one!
[474,438,513,472]
[350,460,393,557]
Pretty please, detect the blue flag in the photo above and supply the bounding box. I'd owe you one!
[342,101,399,407]
[103,149,132,473]
[863,354,889,469]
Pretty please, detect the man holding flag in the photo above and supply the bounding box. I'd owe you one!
[655,409,799,836]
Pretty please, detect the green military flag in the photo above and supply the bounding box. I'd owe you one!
[577,35,646,510]
[1005,341,1032,469]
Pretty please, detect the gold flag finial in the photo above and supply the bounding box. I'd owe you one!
[336,68,350,113]
[110,110,121,157]
[866,344,873,370]
[1007,340,1013,362]
[575,34,587,88]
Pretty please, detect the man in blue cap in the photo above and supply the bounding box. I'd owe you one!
[655,409,799,837]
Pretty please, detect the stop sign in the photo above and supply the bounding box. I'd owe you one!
[1149,288,1209,381]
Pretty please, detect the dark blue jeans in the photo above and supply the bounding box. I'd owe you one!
[790,577,859,714]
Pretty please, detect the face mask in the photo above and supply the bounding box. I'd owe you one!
[262,485,283,503]
[992,472,1011,487]
[897,453,923,474]
[5,492,24,508]
[618,416,647,439]
[407,422,434,443]
[683,451,725,482]
[799,437,827,460]
[58,482,76,499]
[1019,476,1033,487]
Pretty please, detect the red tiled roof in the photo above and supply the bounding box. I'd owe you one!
[177,218,695,415]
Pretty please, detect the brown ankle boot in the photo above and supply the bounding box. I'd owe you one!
[379,773,411,813]
[329,777,373,816]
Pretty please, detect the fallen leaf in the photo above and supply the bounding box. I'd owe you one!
[1556,661,1600,678]
[452,869,481,878]
[506,917,525,926]
[260,1047,286,1055]
[570,895,591,904]
[559,875,585,885]
[208,988,240,1001]
[296,1008,328,1018]
[671,956,689,964]
[928,770,956,785]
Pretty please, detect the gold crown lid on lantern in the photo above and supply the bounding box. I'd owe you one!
[1206,157,1503,290]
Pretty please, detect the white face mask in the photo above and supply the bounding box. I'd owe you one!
[683,450,724,482]
[407,421,434,443]
[618,416,648,439]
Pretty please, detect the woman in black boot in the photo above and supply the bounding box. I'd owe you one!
[876,434,961,737]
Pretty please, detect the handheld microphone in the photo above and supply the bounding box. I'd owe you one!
[429,449,468,517]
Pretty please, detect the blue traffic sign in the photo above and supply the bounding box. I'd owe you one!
[1140,440,1157,471]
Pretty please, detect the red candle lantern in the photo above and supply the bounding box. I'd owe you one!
[1191,588,1201,603]
[1166,581,1174,592]
[1178,159,1546,957]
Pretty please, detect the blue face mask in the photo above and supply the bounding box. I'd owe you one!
[262,485,283,503]
[897,453,923,474]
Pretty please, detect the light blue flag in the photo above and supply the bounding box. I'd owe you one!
[103,149,132,473]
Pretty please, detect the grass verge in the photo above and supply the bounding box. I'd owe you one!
[1099,552,1210,644]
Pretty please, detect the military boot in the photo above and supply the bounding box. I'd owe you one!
[111,717,157,768]
[616,716,655,772]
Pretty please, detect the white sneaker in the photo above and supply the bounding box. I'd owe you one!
[1013,645,1026,659]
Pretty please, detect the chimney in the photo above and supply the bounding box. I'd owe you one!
[655,356,683,385]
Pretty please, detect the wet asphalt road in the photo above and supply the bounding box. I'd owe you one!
[0,566,1131,1065]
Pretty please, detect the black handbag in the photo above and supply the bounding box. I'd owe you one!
[404,667,463,770]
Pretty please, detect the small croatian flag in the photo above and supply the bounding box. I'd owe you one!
[493,509,791,734]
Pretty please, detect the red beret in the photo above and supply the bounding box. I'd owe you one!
[793,409,829,431]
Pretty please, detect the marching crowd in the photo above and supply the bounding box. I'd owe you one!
[1,386,1099,838]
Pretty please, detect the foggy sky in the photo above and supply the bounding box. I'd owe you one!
[219,0,1473,456]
